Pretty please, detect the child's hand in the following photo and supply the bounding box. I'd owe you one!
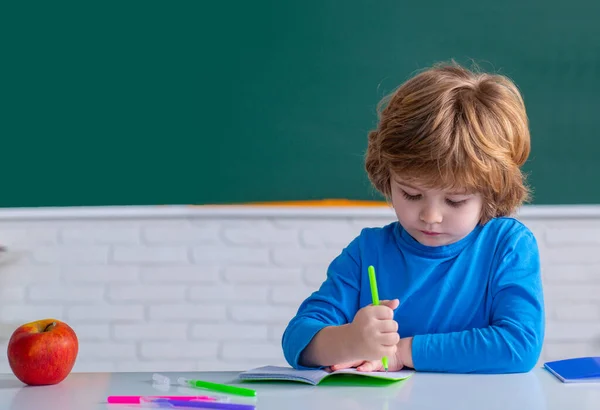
[347,299,400,362]
[328,337,413,372]
[329,358,398,372]
[328,354,403,372]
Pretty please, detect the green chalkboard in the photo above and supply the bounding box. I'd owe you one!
[2,1,599,207]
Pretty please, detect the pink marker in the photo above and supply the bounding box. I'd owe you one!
[107,395,216,404]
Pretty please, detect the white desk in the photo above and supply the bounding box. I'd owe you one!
[0,367,597,410]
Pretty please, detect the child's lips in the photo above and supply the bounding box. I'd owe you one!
[421,230,442,236]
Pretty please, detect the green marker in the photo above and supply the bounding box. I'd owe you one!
[178,377,257,397]
[368,265,389,372]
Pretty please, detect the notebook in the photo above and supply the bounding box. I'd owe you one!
[238,365,414,386]
[544,357,600,383]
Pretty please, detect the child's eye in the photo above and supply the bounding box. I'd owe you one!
[402,190,421,201]
[446,199,466,208]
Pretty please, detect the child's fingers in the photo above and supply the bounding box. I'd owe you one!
[381,332,400,346]
[372,305,395,320]
[357,360,382,372]
[379,319,399,333]
[330,360,365,371]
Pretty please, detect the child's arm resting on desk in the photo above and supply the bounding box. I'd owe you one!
[281,237,362,369]
[410,229,545,374]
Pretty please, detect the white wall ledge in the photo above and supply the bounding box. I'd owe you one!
[0,204,598,220]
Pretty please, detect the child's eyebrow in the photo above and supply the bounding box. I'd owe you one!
[396,179,472,196]
[395,181,420,190]
[447,190,473,196]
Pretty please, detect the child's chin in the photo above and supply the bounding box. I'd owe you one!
[416,234,453,247]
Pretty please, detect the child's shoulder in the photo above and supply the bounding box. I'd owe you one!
[480,216,538,248]
[483,216,534,233]
[352,221,400,248]
[356,220,399,237]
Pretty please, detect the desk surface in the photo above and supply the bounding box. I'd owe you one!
[0,367,598,410]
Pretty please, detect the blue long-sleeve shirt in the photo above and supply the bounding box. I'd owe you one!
[281,217,545,374]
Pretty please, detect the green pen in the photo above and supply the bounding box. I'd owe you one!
[177,377,257,397]
[368,265,389,372]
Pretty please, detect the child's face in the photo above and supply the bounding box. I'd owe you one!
[390,175,484,247]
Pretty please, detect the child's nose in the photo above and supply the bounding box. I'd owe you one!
[420,205,443,224]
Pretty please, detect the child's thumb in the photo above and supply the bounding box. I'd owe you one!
[380,299,400,310]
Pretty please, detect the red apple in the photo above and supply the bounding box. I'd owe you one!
[7,318,78,386]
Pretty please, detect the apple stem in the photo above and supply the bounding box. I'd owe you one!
[44,322,57,332]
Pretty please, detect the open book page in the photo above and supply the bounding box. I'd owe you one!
[329,368,414,380]
[238,366,414,385]
[238,365,330,385]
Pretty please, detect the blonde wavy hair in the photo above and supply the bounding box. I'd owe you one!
[365,61,531,223]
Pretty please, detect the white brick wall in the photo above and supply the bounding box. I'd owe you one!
[0,205,598,374]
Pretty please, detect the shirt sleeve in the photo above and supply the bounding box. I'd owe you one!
[411,227,545,373]
[281,235,362,369]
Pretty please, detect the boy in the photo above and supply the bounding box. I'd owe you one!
[281,61,544,374]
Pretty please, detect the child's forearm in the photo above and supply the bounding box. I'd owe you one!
[411,324,542,373]
[299,324,357,368]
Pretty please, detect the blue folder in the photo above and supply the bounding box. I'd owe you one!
[544,357,600,383]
